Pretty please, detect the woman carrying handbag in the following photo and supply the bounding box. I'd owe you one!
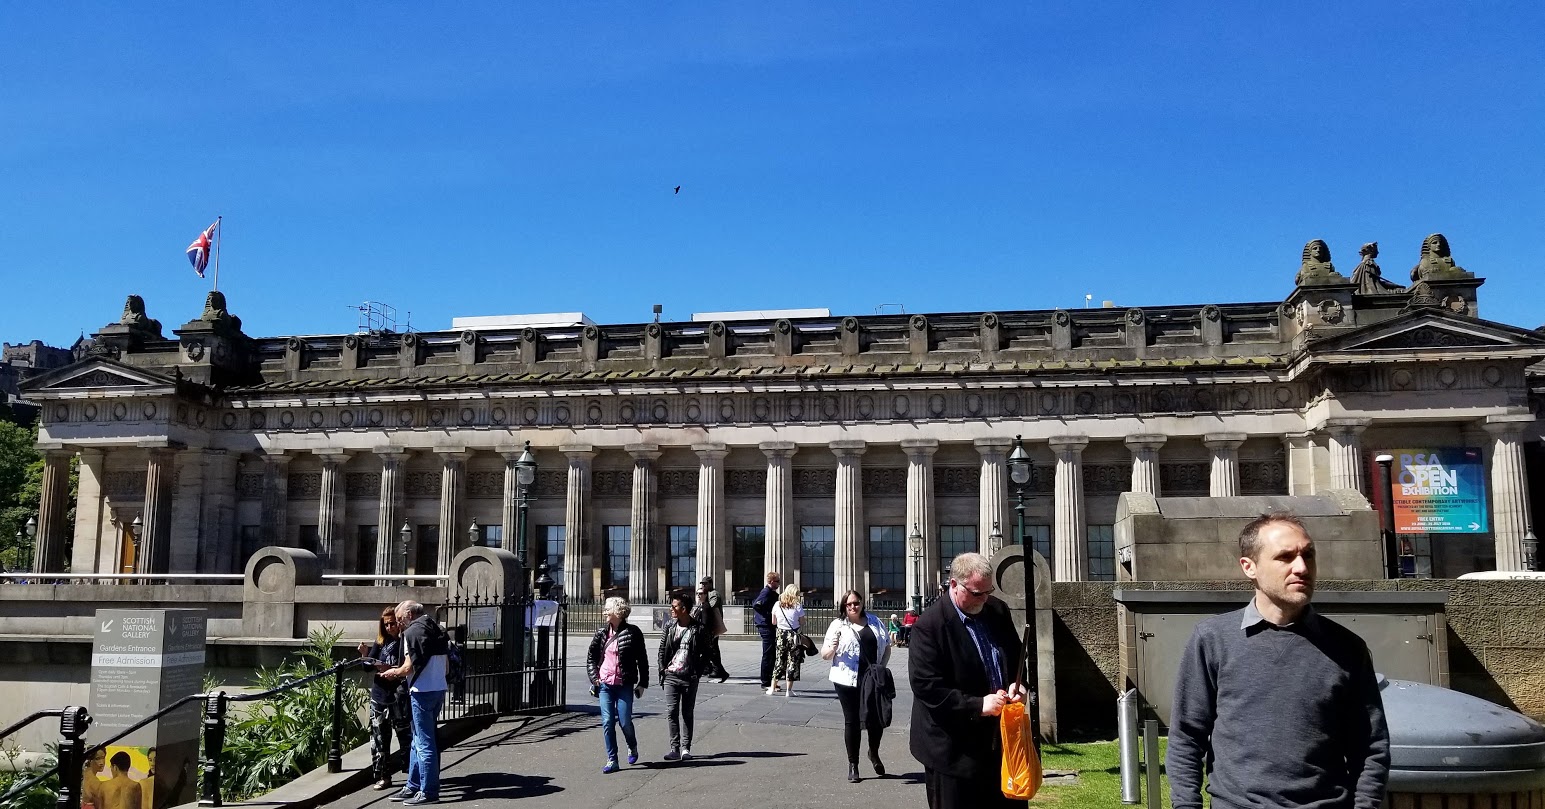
[821,589,892,783]
[768,584,806,696]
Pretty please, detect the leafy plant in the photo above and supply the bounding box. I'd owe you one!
[209,628,368,801]
[0,741,58,809]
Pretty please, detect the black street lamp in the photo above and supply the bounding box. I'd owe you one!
[908,524,924,613]
[1374,454,1402,578]
[398,520,412,575]
[22,517,35,573]
[468,517,481,548]
[514,441,538,587]
[1524,527,1539,573]
[1006,435,1040,747]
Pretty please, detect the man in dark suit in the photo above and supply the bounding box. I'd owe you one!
[909,551,1027,809]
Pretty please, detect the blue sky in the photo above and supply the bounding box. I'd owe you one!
[3,3,1543,347]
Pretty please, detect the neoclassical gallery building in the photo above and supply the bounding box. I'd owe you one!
[21,234,1545,604]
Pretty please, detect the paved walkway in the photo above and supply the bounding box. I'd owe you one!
[318,637,930,809]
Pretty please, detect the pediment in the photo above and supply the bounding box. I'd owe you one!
[21,358,178,392]
[1306,311,1545,354]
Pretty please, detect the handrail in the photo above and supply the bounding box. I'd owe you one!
[0,573,243,581]
[0,709,64,746]
[321,574,449,582]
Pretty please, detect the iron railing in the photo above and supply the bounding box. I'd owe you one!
[436,593,568,720]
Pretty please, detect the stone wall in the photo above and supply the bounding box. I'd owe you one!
[1047,578,1545,740]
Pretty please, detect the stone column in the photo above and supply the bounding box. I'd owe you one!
[499,448,522,566]
[199,450,238,573]
[1049,436,1088,582]
[1485,414,1535,571]
[562,445,595,600]
[73,448,107,574]
[435,449,470,576]
[33,447,73,573]
[831,440,866,598]
[693,443,729,588]
[1205,433,1246,497]
[168,449,206,572]
[627,444,660,603]
[139,446,177,575]
[1324,418,1371,494]
[1125,434,1166,495]
[374,449,408,578]
[1283,432,1317,496]
[901,439,939,605]
[975,438,1012,555]
[760,442,798,585]
[314,452,349,571]
[259,451,292,548]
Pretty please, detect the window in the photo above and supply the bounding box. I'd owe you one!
[800,525,835,595]
[938,525,976,570]
[604,525,631,590]
[298,525,320,556]
[479,524,503,549]
[357,525,378,576]
[540,525,566,592]
[868,525,906,596]
[1026,524,1052,568]
[1400,534,1433,578]
[1088,524,1115,581]
[668,525,698,589]
[239,525,263,570]
[416,525,440,575]
[732,526,766,601]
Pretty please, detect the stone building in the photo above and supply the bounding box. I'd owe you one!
[1,338,75,419]
[20,235,1545,604]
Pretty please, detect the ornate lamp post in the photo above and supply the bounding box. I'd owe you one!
[987,520,1003,558]
[1006,435,1040,746]
[514,441,538,588]
[908,524,924,612]
[22,517,35,573]
[468,517,481,549]
[1374,455,1402,578]
[398,520,412,576]
[1524,527,1540,573]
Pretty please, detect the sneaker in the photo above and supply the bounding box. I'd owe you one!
[403,793,437,806]
[681,748,692,761]
[602,760,619,774]
[627,748,638,766]
[388,787,416,802]
[765,686,775,696]
[663,750,681,762]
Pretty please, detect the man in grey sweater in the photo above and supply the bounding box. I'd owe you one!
[1166,513,1390,809]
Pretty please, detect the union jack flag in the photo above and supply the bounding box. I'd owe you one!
[186,219,219,277]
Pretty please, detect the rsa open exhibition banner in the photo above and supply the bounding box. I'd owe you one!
[1378,448,1489,534]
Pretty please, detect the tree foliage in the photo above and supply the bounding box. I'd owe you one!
[0,420,77,571]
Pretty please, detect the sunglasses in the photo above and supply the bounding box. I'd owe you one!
[844,601,863,608]
[954,580,994,598]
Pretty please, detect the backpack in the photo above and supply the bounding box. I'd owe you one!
[444,637,465,687]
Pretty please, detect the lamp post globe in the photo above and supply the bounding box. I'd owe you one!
[468,517,480,548]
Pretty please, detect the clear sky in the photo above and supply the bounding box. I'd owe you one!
[3,3,1543,348]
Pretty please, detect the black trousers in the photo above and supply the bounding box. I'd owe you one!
[924,766,1027,809]
[833,682,882,766]
[756,625,776,686]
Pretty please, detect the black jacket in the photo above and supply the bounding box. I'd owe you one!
[907,594,1022,779]
[656,618,710,682]
[586,622,650,689]
[751,585,778,627]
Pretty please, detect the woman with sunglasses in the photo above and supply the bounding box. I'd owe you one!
[358,605,412,790]
[821,589,892,783]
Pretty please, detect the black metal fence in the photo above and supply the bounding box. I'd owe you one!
[436,592,568,720]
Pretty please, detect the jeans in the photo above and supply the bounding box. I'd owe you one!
[598,683,638,763]
[662,676,699,753]
[405,689,446,799]
[756,624,776,686]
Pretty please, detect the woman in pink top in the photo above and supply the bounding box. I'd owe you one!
[585,596,650,773]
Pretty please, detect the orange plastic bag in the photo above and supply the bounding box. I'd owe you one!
[1000,700,1042,800]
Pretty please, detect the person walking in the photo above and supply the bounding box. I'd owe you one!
[658,590,710,761]
[767,584,805,696]
[751,571,781,689]
[693,576,730,682]
[909,552,1026,808]
[586,596,649,774]
[1167,513,1389,809]
[358,606,412,790]
[821,588,892,783]
[383,600,449,806]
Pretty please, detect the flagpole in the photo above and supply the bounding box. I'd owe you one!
[213,216,222,292]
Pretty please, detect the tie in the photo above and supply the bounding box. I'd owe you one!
[963,615,1003,692]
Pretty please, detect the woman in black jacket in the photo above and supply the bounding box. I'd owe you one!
[357,606,411,789]
[656,591,710,761]
[586,596,649,773]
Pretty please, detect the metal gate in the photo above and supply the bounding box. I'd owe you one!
[437,593,568,719]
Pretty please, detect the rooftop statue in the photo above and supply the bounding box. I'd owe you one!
[1294,239,1342,285]
[1410,233,1472,282]
[118,295,164,339]
[199,290,243,332]
[1351,242,1403,295]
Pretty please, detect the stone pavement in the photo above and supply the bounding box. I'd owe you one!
[317,636,930,809]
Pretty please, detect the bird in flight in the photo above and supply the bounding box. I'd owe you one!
[674,186,681,194]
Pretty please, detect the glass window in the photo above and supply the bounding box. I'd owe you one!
[357,525,378,577]
[479,524,503,549]
[238,525,263,571]
[668,525,698,589]
[1026,524,1052,568]
[416,525,439,575]
[800,525,835,596]
[1088,524,1115,581]
[604,525,631,590]
[938,525,976,570]
[868,525,906,597]
[732,526,766,603]
[540,525,566,593]
[297,525,320,556]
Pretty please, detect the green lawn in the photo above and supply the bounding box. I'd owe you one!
[1035,739,1174,808]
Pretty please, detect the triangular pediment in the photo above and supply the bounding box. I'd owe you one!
[1306,310,1545,354]
[21,358,179,392]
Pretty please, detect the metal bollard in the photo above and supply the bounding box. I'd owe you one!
[199,692,228,807]
[1143,719,1161,809]
[328,668,344,773]
[53,706,90,809]
[1117,690,1141,804]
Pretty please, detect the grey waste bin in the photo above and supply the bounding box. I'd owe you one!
[1383,676,1545,806]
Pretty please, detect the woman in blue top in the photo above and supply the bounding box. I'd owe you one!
[358,606,411,790]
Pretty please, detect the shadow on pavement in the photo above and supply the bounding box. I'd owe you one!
[441,771,561,802]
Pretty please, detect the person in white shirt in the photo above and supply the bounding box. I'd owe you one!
[821,589,892,783]
[383,601,448,806]
[768,584,806,696]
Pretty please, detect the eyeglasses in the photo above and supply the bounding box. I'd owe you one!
[954,580,994,598]
[844,601,863,608]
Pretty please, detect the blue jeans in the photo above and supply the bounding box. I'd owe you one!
[405,689,445,798]
[598,683,638,763]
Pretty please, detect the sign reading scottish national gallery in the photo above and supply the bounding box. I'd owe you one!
[1385,448,1489,534]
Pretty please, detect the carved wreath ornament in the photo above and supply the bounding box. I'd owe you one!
[1317,300,1345,325]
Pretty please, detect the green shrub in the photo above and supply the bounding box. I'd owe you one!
[0,743,58,809]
